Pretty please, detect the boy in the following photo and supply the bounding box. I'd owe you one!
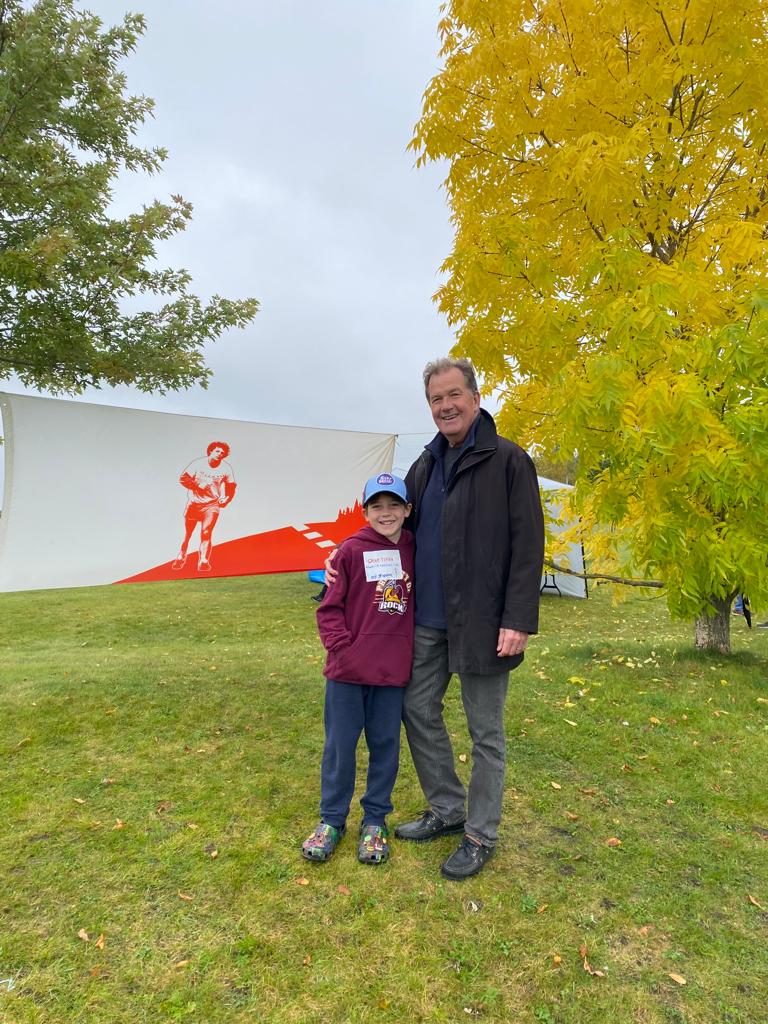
[302,472,415,865]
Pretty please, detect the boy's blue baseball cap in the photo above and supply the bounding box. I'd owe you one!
[362,472,409,506]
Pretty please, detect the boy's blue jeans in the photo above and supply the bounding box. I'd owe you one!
[319,679,404,829]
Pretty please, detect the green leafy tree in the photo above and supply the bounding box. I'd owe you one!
[0,0,258,394]
[533,449,578,486]
[413,0,768,652]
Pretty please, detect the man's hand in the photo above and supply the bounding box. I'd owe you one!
[324,547,339,585]
[497,628,529,657]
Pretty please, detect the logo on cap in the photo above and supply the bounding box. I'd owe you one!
[362,472,408,506]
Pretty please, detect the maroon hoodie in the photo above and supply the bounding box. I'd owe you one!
[316,525,415,686]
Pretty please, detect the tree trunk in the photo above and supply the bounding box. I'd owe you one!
[693,596,731,653]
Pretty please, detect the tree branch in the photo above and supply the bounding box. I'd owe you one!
[458,135,529,166]
[544,558,664,588]
[658,9,676,46]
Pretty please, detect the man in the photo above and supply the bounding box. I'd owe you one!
[394,357,544,879]
[172,441,237,573]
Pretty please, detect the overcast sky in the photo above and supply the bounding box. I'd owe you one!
[5,0,458,444]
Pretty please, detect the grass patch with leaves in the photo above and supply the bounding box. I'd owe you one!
[1,575,766,1023]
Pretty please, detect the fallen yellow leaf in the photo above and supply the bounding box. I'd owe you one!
[649,716,661,725]
[458,754,468,763]
[73,797,86,805]
[537,904,549,914]
[550,781,562,790]
[296,877,310,886]
[178,892,194,902]
[565,811,579,821]
[112,819,126,830]
[668,973,686,986]
[94,934,105,950]
[581,953,604,977]
[174,960,191,970]
[77,928,89,942]
[605,837,622,847]
[747,894,765,910]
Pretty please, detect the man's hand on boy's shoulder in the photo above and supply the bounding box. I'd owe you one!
[323,546,339,586]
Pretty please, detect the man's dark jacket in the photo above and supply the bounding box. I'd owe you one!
[405,408,544,674]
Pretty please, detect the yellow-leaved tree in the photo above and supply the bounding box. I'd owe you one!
[413,0,768,652]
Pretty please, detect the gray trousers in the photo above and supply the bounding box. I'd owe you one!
[402,626,510,847]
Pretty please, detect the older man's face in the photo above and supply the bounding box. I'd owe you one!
[427,367,480,446]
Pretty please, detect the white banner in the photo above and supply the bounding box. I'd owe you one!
[0,394,395,592]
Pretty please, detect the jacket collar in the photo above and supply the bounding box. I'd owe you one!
[424,407,497,460]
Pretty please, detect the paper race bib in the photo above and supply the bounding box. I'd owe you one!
[362,549,403,582]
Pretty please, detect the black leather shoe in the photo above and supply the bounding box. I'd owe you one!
[394,810,466,842]
[440,836,494,880]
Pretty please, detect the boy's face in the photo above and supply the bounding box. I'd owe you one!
[363,493,411,542]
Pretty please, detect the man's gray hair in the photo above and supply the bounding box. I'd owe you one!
[423,357,479,398]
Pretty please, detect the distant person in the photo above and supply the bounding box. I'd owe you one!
[733,594,752,628]
[302,473,415,866]
[172,441,237,573]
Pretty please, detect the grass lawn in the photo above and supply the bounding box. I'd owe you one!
[0,574,766,1024]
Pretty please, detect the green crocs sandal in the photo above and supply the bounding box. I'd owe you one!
[301,822,344,862]
[358,823,389,864]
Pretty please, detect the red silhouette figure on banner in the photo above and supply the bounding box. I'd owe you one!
[172,441,237,573]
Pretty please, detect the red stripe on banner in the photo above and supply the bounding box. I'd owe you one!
[114,504,365,585]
